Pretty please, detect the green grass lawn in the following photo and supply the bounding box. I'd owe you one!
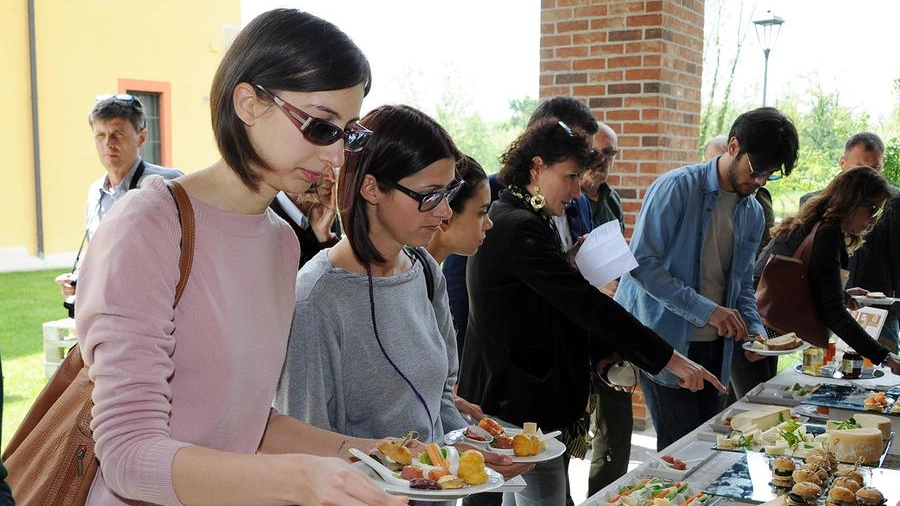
[0,269,66,452]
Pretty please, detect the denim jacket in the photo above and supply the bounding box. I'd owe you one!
[614,159,766,387]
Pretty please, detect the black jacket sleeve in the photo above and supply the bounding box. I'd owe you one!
[808,223,890,364]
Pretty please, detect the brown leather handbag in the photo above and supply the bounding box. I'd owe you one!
[756,222,830,347]
[2,181,194,505]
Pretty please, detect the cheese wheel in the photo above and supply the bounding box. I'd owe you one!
[826,427,883,465]
[730,405,792,433]
[827,414,892,441]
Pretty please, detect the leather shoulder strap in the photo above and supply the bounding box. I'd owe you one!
[794,222,822,265]
[166,181,195,307]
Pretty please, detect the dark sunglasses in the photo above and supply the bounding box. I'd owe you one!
[95,93,141,107]
[381,178,463,212]
[747,156,783,182]
[867,203,885,219]
[254,85,372,152]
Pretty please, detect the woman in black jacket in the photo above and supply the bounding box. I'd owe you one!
[458,119,723,506]
[754,166,900,372]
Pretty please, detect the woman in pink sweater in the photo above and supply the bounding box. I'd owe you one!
[75,9,407,506]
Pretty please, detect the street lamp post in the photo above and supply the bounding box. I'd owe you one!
[753,12,785,107]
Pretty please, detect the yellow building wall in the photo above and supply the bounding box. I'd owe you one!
[0,1,37,261]
[1,0,240,263]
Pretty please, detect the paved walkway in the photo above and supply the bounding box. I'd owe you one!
[568,422,658,504]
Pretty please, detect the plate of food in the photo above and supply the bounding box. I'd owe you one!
[643,440,716,480]
[444,419,566,463]
[606,476,714,506]
[742,333,809,356]
[350,443,504,500]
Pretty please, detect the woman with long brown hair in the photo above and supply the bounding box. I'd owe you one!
[754,166,900,373]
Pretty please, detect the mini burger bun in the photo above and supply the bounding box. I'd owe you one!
[792,469,822,485]
[773,457,796,472]
[832,477,862,493]
[856,487,885,506]
[827,486,856,504]
[792,481,823,497]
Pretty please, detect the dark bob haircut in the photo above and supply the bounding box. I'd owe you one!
[498,119,598,189]
[339,104,460,265]
[210,9,371,192]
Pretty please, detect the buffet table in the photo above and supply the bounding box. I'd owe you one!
[578,362,900,506]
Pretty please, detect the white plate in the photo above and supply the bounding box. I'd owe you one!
[852,295,899,306]
[444,427,567,463]
[742,340,810,356]
[352,461,505,501]
[643,440,716,480]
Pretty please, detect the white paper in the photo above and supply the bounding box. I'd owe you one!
[574,220,638,288]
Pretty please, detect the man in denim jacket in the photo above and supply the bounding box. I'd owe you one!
[615,107,799,450]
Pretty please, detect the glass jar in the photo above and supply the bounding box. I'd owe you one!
[840,352,863,379]
[803,347,825,375]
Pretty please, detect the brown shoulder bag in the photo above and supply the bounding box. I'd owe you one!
[756,222,830,347]
[2,181,194,505]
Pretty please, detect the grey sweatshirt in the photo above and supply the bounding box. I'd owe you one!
[275,248,466,443]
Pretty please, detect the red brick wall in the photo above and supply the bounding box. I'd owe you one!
[539,0,705,430]
[539,0,705,235]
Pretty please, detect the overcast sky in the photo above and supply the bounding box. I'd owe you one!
[242,1,899,124]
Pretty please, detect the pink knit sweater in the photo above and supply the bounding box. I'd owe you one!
[76,176,299,505]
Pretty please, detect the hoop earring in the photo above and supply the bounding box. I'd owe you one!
[529,186,546,211]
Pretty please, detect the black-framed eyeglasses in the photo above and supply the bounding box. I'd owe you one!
[254,85,372,152]
[380,178,463,212]
[747,156,783,181]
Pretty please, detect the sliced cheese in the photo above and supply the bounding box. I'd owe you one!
[826,427,882,465]
[730,405,792,433]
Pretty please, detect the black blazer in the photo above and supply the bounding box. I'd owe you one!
[269,197,341,270]
[458,191,673,431]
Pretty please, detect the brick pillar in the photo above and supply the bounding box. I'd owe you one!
[540,0,705,431]
[539,0,704,234]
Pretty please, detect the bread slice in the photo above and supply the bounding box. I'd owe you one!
[767,332,802,351]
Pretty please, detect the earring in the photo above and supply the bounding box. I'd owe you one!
[529,186,546,210]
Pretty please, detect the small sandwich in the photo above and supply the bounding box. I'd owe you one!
[831,477,861,494]
[806,448,837,470]
[792,468,822,486]
[835,466,866,486]
[766,332,802,351]
[825,486,858,506]
[867,292,887,299]
[787,482,822,506]
[856,487,886,506]
[771,457,796,488]
[798,463,828,483]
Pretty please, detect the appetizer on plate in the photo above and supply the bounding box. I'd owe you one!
[477,418,547,457]
[370,439,489,490]
[605,477,712,506]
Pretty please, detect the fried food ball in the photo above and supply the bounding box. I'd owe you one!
[458,450,489,485]
[513,433,545,457]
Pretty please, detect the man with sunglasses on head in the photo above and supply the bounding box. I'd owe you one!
[55,94,182,303]
[799,132,900,352]
[614,107,799,451]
